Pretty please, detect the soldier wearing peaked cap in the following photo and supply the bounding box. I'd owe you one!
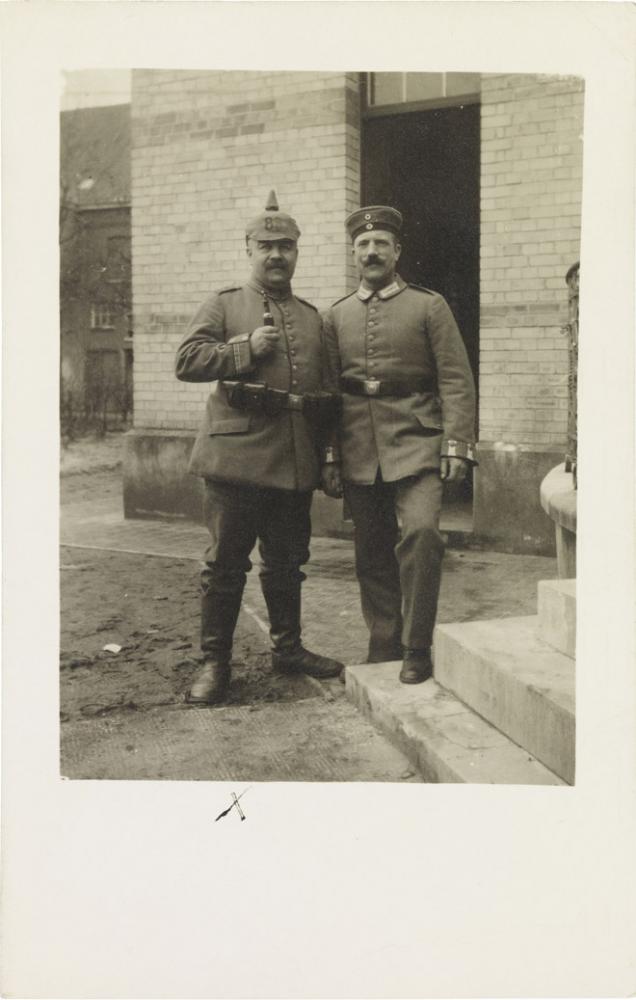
[176,191,343,704]
[322,205,477,684]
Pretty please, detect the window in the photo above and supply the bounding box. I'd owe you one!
[90,303,114,329]
[366,72,480,111]
[105,235,130,284]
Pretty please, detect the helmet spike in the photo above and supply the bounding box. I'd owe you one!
[265,189,279,211]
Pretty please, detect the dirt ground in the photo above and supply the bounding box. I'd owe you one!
[60,454,558,782]
[60,545,423,782]
[60,546,329,718]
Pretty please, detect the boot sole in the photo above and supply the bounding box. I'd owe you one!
[272,658,343,680]
[399,673,432,685]
[185,691,228,705]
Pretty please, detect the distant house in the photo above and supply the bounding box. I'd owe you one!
[60,103,132,434]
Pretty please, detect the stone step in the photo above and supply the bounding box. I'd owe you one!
[433,617,575,783]
[537,578,576,658]
[344,662,564,785]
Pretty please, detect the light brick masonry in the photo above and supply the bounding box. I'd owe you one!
[127,70,584,552]
[131,70,361,432]
[479,73,584,448]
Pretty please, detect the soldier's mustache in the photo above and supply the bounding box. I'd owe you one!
[364,256,383,265]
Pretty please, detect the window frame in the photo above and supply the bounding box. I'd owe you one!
[90,302,116,330]
[362,71,480,118]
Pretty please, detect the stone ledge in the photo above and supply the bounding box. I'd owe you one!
[345,662,564,785]
[540,463,577,533]
[538,579,576,658]
[434,616,575,783]
[540,463,577,576]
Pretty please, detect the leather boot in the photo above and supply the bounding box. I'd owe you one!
[273,645,344,679]
[261,579,344,679]
[200,574,244,658]
[187,658,231,704]
[399,648,434,684]
[188,572,243,704]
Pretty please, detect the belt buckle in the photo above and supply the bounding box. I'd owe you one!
[288,393,303,411]
[364,378,381,395]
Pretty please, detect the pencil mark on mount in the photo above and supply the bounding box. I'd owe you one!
[215,787,251,822]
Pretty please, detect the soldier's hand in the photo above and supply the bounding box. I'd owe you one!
[321,462,343,499]
[250,325,280,358]
[440,456,469,482]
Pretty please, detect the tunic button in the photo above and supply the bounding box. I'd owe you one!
[292,364,298,370]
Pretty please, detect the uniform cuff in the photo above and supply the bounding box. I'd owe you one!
[227,333,254,374]
[322,446,341,464]
[441,440,477,464]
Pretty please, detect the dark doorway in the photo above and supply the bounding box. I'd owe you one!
[361,105,480,386]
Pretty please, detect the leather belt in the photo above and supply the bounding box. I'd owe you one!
[340,376,435,398]
[222,381,341,419]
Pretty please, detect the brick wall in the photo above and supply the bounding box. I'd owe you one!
[131,70,361,431]
[479,74,584,449]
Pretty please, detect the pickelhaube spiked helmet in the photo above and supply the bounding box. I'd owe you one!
[245,190,301,242]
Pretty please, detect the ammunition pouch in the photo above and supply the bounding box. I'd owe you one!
[222,381,341,426]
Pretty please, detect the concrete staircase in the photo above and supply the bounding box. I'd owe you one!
[345,578,576,785]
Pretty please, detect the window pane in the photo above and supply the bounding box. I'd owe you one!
[91,303,114,328]
[106,235,130,282]
[405,73,444,102]
[371,73,403,106]
[446,73,480,97]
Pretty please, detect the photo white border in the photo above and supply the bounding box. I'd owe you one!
[2,2,635,996]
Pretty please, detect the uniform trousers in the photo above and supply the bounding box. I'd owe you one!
[201,479,312,658]
[344,469,444,658]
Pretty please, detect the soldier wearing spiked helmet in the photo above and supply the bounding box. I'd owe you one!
[176,191,343,703]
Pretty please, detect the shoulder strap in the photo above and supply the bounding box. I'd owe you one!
[331,290,357,307]
[294,295,318,312]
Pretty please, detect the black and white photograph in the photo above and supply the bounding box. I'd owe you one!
[3,3,635,998]
[59,66,580,785]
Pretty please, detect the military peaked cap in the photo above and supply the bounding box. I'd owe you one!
[345,205,403,242]
[246,190,301,242]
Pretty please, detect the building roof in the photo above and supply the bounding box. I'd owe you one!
[60,104,130,208]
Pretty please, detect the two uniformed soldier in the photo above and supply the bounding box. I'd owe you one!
[176,192,343,704]
[177,195,476,702]
[321,205,477,684]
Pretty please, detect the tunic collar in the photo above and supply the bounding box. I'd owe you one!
[247,278,292,302]
[356,275,406,302]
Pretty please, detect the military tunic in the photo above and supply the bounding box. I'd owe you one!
[323,275,477,657]
[322,276,476,483]
[176,280,326,492]
[176,278,328,662]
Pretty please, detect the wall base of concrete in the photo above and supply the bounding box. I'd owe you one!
[124,432,563,556]
[123,429,354,536]
[124,428,203,521]
[472,442,563,556]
